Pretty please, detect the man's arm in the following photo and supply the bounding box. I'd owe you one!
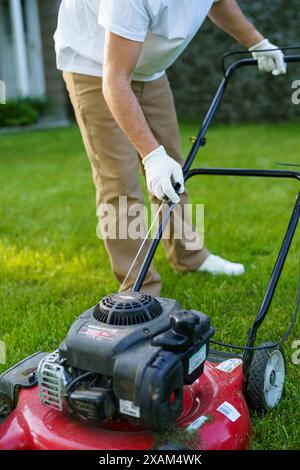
[209,0,263,48]
[102,31,158,158]
[102,31,184,203]
[209,0,286,75]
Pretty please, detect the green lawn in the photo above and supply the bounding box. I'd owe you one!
[0,122,300,449]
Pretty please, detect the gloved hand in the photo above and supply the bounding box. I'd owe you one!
[142,146,184,204]
[249,39,287,76]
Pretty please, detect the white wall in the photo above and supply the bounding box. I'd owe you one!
[0,0,46,99]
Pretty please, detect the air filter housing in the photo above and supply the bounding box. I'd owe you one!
[93,292,163,326]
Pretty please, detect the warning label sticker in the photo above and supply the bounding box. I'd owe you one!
[216,358,242,373]
[187,415,209,431]
[120,399,141,418]
[217,401,241,422]
[188,345,207,375]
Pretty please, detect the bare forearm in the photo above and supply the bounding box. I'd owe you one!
[103,75,158,158]
[209,0,264,49]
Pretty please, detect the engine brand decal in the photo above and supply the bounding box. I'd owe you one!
[217,401,241,422]
[119,399,141,418]
[188,345,206,375]
[119,294,136,301]
[187,415,209,431]
[79,325,120,341]
[216,358,242,373]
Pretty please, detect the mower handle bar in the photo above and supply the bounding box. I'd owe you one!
[132,52,300,293]
[224,55,300,81]
[182,54,300,174]
[221,45,300,76]
[131,51,300,367]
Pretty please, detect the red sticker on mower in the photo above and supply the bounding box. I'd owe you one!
[79,325,120,341]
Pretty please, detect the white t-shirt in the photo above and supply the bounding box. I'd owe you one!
[54,0,218,81]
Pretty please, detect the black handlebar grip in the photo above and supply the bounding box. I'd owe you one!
[173,182,182,194]
[163,182,182,204]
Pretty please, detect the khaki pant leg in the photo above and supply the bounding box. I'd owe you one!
[139,74,209,271]
[62,72,162,296]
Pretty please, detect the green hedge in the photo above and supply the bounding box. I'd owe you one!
[168,0,300,122]
[0,98,47,127]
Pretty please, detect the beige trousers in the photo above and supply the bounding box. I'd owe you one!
[63,72,209,296]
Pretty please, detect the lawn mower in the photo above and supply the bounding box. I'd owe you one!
[1,50,300,451]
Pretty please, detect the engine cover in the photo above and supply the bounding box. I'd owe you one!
[38,293,214,431]
[58,294,178,375]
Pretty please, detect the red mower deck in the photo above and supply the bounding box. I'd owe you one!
[0,360,251,451]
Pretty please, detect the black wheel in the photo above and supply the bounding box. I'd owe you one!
[247,342,286,411]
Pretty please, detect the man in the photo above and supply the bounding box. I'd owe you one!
[54,0,286,295]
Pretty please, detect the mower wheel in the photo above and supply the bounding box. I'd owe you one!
[247,342,286,411]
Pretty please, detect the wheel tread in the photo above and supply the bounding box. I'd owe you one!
[246,342,285,411]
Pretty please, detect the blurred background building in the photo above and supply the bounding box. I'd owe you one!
[0,0,299,126]
[0,0,68,122]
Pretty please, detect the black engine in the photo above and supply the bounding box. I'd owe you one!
[38,292,214,431]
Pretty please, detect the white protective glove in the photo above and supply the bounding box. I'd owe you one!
[249,39,287,76]
[142,146,184,204]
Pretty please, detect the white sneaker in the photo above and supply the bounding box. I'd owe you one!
[198,254,245,276]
